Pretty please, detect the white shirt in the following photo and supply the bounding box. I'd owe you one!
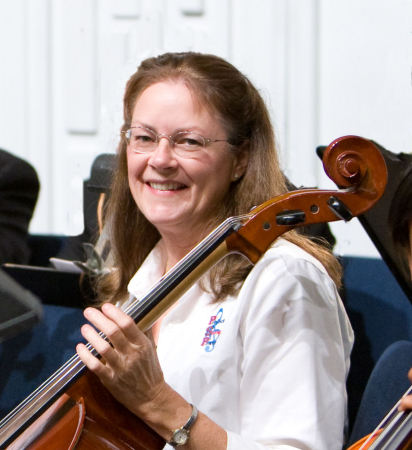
[127,238,354,450]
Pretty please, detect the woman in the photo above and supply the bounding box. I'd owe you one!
[389,167,412,413]
[77,52,353,449]
[389,165,412,286]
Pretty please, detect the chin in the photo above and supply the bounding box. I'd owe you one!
[147,214,184,229]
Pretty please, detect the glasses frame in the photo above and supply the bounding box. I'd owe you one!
[123,126,231,156]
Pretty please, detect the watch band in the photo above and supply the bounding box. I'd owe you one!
[167,403,198,447]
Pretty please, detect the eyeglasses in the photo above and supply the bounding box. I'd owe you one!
[123,126,230,158]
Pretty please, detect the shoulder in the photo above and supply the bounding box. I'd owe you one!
[256,238,330,280]
[0,149,39,189]
[239,238,339,308]
[0,148,38,175]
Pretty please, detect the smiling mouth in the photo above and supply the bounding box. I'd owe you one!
[148,182,186,191]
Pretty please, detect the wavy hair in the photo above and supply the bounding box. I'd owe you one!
[96,52,341,304]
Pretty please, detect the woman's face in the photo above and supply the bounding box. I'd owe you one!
[126,80,247,241]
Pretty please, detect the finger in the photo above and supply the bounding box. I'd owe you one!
[83,306,129,350]
[399,395,412,411]
[76,342,106,375]
[80,323,119,366]
[76,342,117,388]
[101,303,147,343]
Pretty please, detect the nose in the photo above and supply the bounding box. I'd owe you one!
[148,136,178,169]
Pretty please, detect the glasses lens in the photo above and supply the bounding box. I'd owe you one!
[173,132,205,152]
[128,127,156,153]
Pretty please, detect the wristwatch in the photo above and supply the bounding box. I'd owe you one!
[168,404,198,447]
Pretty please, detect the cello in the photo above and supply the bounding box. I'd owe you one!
[0,135,390,449]
[347,385,412,449]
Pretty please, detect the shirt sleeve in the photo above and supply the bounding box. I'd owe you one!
[227,251,352,450]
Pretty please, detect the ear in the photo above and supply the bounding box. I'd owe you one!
[231,145,249,182]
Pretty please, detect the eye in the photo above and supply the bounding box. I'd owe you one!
[136,134,153,143]
[175,133,204,148]
[130,129,156,145]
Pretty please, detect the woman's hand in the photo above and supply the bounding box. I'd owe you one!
[76,303,166,417]
[76,302,227,448]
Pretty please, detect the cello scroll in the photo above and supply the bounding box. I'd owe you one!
[226,135,387,262]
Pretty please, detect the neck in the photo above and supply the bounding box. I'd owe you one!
[158,237,202,273]
[158,227,216,272]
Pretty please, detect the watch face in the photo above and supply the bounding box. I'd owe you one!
[174,429,189,445]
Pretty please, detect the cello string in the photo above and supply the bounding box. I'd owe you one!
[359,385,412,449]
[373,413,412,449]
[0,354,84,426]
[123,215,246,319]
[1,333,110,427]
[0,214,247,434]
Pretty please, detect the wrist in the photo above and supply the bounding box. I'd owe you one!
[167,403,198,447]
[134,382,171,421]
[136,385,195,442]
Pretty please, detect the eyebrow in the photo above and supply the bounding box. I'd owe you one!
[130,123,204,134]
[131,122,156,131]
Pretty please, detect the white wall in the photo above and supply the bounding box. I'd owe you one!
[317,0,412,256]
[0,0,411,257]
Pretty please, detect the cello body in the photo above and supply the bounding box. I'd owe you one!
[7,371,165,449]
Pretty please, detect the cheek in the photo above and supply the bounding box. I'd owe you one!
[126,157,146,201]
[189,159,228,191]
[199,160,234,199]
[126,153,143,180]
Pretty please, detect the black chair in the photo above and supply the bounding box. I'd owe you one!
[55,153,117,262]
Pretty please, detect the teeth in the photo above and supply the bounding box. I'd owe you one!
[150,182,183,191]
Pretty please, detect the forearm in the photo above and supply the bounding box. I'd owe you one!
[136,383,227,449]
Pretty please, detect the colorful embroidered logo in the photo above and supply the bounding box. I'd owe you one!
[201,308,225,352]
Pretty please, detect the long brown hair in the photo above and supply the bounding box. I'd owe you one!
[97,52,341,304]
